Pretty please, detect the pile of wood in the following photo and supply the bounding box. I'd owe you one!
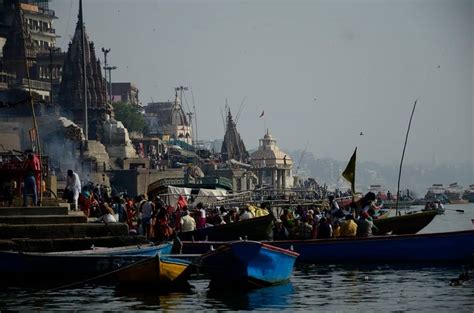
[58,117,84,141]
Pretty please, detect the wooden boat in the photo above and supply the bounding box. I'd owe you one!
[114,254,192,286]
[449,199,469,205]
[373,210,437,235]
[0,243,172,283]
[181,229,474,263]
[382,199,414,210]
[178,214,274,241]
[199,240,299,288]
[46,242,173,257]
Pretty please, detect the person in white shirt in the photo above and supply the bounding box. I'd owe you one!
[65,170,81,211]
[140,199,155,237]
[98,203,117,223]
[180,210,196,232]
[240,206,254,220]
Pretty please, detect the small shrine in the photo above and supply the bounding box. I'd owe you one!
[250,130,293,190]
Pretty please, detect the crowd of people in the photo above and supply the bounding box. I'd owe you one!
[273,193,383,240]
[73,182,272,242]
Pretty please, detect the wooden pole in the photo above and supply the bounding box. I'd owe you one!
[395,99,418,216]
[19,5,43,205]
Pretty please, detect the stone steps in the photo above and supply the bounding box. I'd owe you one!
[0,215,87,225]
[0,206,69,216]
[0,204,145,253]
[0,223,129,239]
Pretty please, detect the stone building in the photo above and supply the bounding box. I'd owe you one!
[0,1,63,104]
[144,90,192,145]
[1,0,57,55]
[250,130,293,190]
[111,82,140,107]
[19,1,58,53]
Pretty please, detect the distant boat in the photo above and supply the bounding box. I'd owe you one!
[178,214,274,241]
[181,229,474,263]
[199,240,299,288]
[445,183,467,204]
[424,184,448,203]
[113,255,192,287]
[463,184,474,203]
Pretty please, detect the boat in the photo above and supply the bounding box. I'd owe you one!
[424,184,448,203]
[199,240,299,288]
[372,210,437,235]
[445,183,468,204]
[178,214,274,241]
[367,185,413,209]
[463,184,474,202]
[0,242,172,283]
[113,254,192,287]
[46,242,173,257]
[180,229,474,263]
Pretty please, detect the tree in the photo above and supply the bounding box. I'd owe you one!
[112,101,145,133]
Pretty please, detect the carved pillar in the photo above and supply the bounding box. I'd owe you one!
[276,169,282,190]
[271,169,276,189]
[258,169,263,187]
[282,169,287,190]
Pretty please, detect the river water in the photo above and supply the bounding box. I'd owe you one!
[1,204,473,311]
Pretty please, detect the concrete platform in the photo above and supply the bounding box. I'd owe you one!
[0,223,129,239]
[0,215,87,225]
[0,206,69,216]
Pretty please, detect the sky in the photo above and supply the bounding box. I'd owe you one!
[50,0,473,166]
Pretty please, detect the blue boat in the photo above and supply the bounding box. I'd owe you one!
[181,230,474,263]
[0,242,173,283]
[199,240,299,288]
[270,229,474,263]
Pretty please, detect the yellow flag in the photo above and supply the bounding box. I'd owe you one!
[342,147,357,194]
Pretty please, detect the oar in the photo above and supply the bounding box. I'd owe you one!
[445,208,464,213]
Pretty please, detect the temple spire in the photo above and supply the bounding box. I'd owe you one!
[79,0,88,141]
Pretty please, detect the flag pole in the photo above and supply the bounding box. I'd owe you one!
[395,99,418,216]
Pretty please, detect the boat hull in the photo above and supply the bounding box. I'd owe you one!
[182,230,474,263]
[0,243,173,283]
[178,214,274,241]
[45,243,172,257]
[199,241,298,288]
[271,230,474,263]
[373,210,437,235]
[114,255,192,286]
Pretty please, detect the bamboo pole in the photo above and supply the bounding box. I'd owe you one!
[395,99,418,216]
[19,5,43,205]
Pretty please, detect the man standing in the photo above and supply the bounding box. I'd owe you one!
[66,170,81,211]
[23,153,40,206]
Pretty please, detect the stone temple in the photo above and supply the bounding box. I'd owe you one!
[221,109,248,163]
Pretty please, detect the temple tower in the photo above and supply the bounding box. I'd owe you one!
[221,109,248,163]
[57,5,108,140]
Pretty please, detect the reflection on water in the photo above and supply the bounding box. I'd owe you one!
[207,282,294,311]
[1,264,473,311]
[0,204,473,311]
